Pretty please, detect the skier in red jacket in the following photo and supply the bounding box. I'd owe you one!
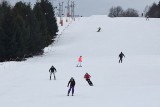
[84,73,93,86]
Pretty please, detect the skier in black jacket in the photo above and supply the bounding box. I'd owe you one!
[49,66,57,80]
[119,52,125,63]
[67,77,75,96]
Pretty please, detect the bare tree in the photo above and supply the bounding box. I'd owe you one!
[108,6,139,17]
[108,6,123,17]
[123,8,139,17]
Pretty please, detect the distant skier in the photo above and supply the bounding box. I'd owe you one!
[67,77,75,96]
[76,56,82,67]
[146,16,149,21]
[49,66,57,80]
[97,27,101,32]
[119,52,125,63]
[84,73,93,86]
[141,13,143,17]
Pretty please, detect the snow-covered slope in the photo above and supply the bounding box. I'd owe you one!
[0,15,160,107]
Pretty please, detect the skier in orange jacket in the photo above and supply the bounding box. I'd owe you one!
[76,56,82,67]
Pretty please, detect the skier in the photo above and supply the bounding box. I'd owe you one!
[97,27,101,32]
[84,73,93,86]
[119,52,125,63]
[49,66,57,80]
[67,77,75,96]
[76,56,82,67]
[146,16,149,21]
[141,13,143,17]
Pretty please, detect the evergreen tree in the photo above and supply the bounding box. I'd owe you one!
[0,27,6,61]
[14,1,43,56]
[33,2,49,48]
[0,0,59,62]
[12,14,27,58]
[0,1,21,60]
[1,8,16,59]
[39,0,58,45]
[146,2,160,18]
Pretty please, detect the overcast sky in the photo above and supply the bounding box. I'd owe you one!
[9,0,160,16]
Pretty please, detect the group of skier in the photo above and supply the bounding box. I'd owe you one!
[67,56,94,96]
[76,56,93,86]
[49,52,125,96]
[66,72,93,96]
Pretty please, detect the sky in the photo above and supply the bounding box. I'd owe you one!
[8,0,160,16]
[0,15,160,107]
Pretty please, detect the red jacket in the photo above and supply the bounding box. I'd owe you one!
[84,74,91,79]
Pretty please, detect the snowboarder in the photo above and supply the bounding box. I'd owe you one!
[97,27,101,32]
[84,73,93,86]
[67,77,75,96]
[76,56,82,67]
[119,52,125,63]
[49,66,57,80]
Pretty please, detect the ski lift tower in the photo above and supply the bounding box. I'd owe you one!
[71,1,75,21]
[58,2,64,26]
[66,0,71,22]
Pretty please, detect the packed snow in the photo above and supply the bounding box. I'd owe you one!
[0,15,160,107]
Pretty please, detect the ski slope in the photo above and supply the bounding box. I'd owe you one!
[0,15,160,107]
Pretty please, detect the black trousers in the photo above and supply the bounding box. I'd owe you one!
[119,58,123,63]
[86,79,93,86]
[50,72,56,80]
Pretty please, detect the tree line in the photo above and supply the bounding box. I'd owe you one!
[0,0,58,62]
[108,6,139,17]
[108,1,160,18]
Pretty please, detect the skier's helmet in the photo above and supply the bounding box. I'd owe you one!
[70,77,74,81]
